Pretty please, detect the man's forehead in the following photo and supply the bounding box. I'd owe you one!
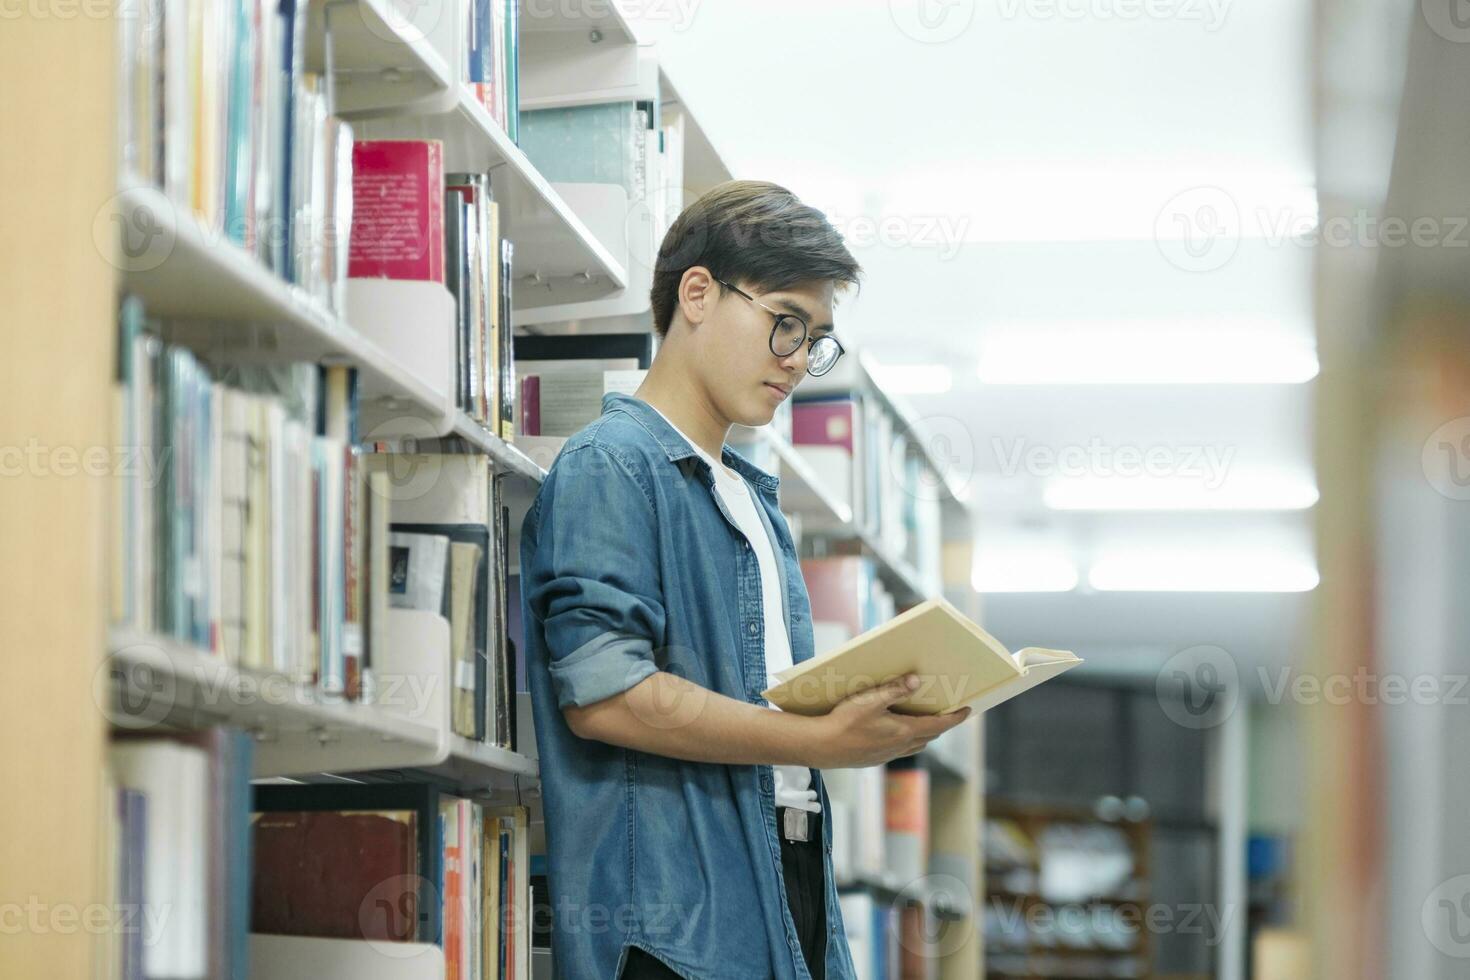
[764,289,835,332]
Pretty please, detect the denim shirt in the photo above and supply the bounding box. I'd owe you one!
[520,391,858,980]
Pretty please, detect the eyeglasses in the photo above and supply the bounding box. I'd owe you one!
[715,278,846,377]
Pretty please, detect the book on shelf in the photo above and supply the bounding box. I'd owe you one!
[109,728,255,980]
[349,140,446,285]
[251,784,534,980]
[513,333,652,438]
[445,171,498,427]
[762,596,1082,717]
[109,297,387,706]
[374,453,518,749]
[792,393,943,590]
[466,0,521,142]
[884,767,930,886]
[518,101,662,242]
[801,555,895,639]
[839,892,899,980]
[117,0,348,305]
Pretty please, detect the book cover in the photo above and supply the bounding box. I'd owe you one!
[763,596,1081,717]
[252,783,444,943]
[348,140,445,283]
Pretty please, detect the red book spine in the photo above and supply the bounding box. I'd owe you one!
[520,375,539,437]
[348,140,445,283]
[791,398,858,454]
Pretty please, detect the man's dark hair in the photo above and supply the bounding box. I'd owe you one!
[649,180,863,338]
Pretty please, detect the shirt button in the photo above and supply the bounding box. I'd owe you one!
[747,622,758,635]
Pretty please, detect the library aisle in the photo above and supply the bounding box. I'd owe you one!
[1,1,1467,979]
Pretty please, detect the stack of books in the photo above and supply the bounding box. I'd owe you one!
[110,295,389,702]
[252,783,532,980]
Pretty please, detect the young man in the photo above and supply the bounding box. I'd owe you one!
[520,181,972,979]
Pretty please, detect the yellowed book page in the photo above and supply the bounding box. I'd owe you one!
[449,543,481,739]
[763,598,1029,716]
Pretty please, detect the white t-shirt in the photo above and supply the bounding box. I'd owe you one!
[650,407,820,813]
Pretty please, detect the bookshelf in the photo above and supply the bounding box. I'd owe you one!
[306,0,458,117]
[983,800,1154,980]
[7,1,992,977]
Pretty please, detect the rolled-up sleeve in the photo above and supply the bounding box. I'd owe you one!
[525,444,667,709]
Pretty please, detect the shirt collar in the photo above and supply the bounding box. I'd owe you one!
[601,391,781,493]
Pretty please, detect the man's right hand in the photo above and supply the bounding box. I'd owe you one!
[807,674,973,769]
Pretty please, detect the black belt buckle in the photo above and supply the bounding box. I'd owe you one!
[780,807,810,842]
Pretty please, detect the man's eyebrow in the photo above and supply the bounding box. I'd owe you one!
[770,296,835,334]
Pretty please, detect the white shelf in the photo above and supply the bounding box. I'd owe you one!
[450,412,549,482]
[309,0,459,117]
[517,0,638,42]
[352,86,630,307]
[105,628,540,791]
[764,430,935,606]
[114,180,455,435]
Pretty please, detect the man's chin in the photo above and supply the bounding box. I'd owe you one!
[735,402,779,429]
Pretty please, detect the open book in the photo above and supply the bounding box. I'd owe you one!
[762,597,1082,717]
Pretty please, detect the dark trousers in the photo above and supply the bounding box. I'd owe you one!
[618,808,827,979]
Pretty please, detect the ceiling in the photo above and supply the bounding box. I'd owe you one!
[628,0,1318,681]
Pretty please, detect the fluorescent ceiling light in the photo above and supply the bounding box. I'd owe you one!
[1088,552,1319,592]
[869,363,953,395]
[975,319,1319,385]
[1043,472,1319,511]
[972,553,1079,593]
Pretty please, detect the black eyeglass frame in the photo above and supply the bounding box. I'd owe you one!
[714,278,846,377]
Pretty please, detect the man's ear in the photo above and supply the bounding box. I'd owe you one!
[677,266,716,329]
